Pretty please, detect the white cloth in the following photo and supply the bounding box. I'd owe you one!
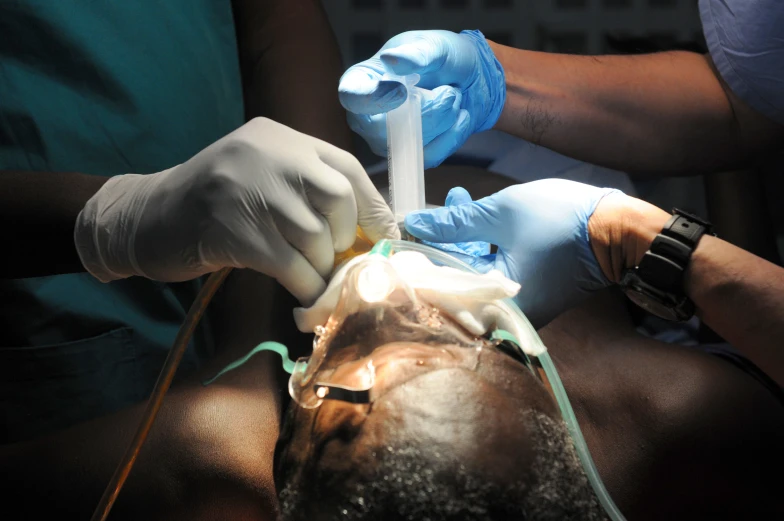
[294,250,546,356]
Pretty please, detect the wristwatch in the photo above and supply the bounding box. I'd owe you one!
[619,208,714,322]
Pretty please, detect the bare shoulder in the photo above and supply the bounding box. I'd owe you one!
[541,291,784,519]
[606,337,784,519]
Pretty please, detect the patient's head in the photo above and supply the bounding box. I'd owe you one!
[274,305,605,521]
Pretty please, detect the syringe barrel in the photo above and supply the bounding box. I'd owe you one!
[385,73,425,223]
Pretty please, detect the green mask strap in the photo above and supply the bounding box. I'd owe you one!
[490,329,520,344]
[203,341,297,386]
[204,243,392,386]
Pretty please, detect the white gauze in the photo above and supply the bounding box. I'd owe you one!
[293,251,545,356]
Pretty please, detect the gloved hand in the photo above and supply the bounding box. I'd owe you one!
[419,187,490,258]
[404,180,622,328]
[74,117,399,306]
[338,30,505,169]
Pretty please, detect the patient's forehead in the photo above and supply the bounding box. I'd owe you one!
[279,361,550,491]
[283,343,558,455]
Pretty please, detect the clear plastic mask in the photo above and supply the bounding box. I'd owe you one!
[288,252,491,409]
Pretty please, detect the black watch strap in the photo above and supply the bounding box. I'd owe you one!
[636,208,712,295]
[662,208,713,247]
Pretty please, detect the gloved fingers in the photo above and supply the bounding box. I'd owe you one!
[422,109,472,169]
[445,186,472,206]
[271,198,335,279]
[247,236,327,307]
[459,241,491,257]
[339,65,407,115]
[346,86,461,158]
[378,31,454,80]
[443,187,491,257]
[415,239,495,272]
[347,112,388,156]
[420,86,462,146]
[314,142,400,243]
[302,166,358,253]
[354,189,401,244]
[469,254,497,272]
[378,31,476,89]
[404,193,504,245]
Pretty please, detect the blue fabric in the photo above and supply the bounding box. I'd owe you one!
[0,0,245,442]
[700,0,784,126]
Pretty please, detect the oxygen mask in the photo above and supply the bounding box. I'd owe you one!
[288,248,490,409]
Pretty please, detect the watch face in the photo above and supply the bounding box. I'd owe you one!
[624,287,683,321]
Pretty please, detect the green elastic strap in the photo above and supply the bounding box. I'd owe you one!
[202,341,296,386]
[203,241,392,387]
[370,239,393,258]
[490,329,520,345]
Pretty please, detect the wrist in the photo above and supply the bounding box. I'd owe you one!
[74,175,123,282]
[74,173,159,282]
[588,194,670,284]
[486,41,515,134]
[461,30,506,133]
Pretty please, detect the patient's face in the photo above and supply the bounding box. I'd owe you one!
[275,336,560,496]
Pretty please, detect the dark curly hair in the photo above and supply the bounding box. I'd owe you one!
[276,408,606,521]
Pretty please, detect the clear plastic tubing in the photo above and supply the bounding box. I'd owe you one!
[384,72,426,224]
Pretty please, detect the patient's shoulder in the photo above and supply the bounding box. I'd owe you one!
[629,341,784,518]
[647,343,783,438]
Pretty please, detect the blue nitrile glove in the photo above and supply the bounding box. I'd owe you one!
[338,30,505,169]
[420,187,491,258]
[405,180,623,328]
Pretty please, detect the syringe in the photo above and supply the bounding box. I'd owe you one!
[384,73,425,234]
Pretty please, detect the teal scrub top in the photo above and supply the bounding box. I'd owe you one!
[0,1,245,442]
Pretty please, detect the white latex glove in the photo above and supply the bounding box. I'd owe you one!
[74,118,400,305]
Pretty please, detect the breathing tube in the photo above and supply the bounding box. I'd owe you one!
[538,350,625,521]
[90,267,232,521]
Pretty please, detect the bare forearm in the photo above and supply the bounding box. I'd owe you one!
[685,236,784,385]
[490,44,781,177]
[232,0,353,150]
[591,196,784,386]
[0,170,108,278]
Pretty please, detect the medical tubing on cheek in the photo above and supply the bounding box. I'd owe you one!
[90,267,233,521]
[385,73,426,225]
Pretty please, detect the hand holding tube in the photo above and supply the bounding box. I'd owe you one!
[404,180,621,328]
[338,30,505,168]
[74,118,399,306]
